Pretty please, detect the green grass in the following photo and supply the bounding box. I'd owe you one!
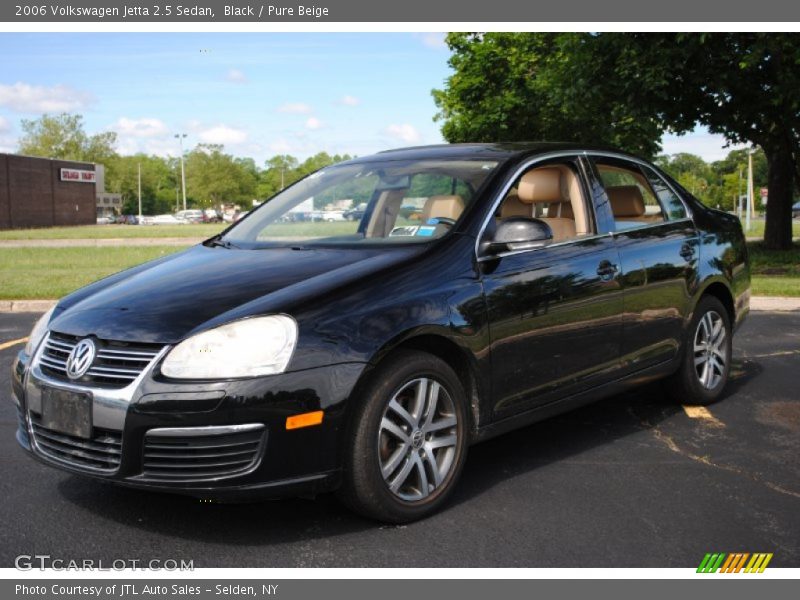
[0,246,185,299]
[2,240,799,300]
[0,223,225,240]
[741,219,800,239]
[747,241,800,297]
[751,276,800,297]
[0,218,423,241]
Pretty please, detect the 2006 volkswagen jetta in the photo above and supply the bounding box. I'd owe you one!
[11,143,750,522]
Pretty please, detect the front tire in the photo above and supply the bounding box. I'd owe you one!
[669,295,732,406]
[338,350,468,523]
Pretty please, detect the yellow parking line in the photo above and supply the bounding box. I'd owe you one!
[682,405,725,428]
[0,336,28,351]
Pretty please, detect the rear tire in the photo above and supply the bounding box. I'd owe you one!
[669,295,732,406]
[338,350,468,523]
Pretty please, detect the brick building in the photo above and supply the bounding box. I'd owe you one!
[0,153,99,229]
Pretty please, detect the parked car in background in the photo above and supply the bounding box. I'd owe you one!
[176,209,205,223]
[12,143,750,523]
[204,209,222,223]
[96,217,113,225]
[793,201,800,219]
[343,203,368,221]
[152,214,186,225]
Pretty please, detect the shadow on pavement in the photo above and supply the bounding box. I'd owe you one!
[55,380,697,548]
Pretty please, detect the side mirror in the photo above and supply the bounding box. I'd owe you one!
[487,217,553,254]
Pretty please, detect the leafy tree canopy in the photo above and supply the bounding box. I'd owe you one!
[18,113,117,165]
[434,33,800,249]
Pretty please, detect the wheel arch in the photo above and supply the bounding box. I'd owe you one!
[695,279,736,327]
[352,330,484,441]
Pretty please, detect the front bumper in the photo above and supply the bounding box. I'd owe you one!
[11,345,367,499]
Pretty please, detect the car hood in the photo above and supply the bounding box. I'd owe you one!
[50,244,424,344]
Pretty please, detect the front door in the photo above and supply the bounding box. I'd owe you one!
[480,158,624,418]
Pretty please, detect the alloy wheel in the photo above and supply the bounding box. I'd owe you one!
[693,310,728,390]
[377,377,459,502]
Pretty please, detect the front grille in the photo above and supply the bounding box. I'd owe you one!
[30,414,122,473]
[38,332,163,388]
[142,425,266,481]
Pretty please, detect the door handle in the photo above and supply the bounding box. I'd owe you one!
[597,260,619,280]
[680,243,695,262]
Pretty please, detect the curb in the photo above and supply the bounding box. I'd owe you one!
[749,296,800,312]
[2,297,799,313]
[0,300,58,313]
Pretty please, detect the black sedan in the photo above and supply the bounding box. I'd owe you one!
[11,143,750,522]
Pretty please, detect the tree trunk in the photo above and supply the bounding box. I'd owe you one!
[763,144,796,250]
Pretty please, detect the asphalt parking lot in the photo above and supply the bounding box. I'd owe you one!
[1,311,798,568]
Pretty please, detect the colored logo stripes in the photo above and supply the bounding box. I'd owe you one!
[697,553,773,573]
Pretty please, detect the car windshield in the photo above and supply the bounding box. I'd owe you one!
[221,158,499,248]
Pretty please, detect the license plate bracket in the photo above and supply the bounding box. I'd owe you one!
[40,387,93,439]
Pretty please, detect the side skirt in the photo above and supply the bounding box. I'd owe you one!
[472,357,680,444]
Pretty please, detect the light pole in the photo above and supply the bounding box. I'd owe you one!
[746,148,755,232]
[737,167,743,220]
[175,133,187,211]
[137,162,142,224]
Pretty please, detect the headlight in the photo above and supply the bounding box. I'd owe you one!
[24,306,56,356]
[161,315,297,379]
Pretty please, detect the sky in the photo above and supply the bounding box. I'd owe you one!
[0,33,743,164]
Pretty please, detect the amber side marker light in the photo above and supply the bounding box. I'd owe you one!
[286,410,324,430]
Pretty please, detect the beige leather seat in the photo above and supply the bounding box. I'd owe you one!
[607,186,662,223]
[421,194,465,222]
[499,189,532,219]
[516,168,576,241]
[547,201,574,219]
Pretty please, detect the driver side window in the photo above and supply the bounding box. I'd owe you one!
[496,162,593,243]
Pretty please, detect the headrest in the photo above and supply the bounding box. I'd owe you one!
[422,194,465,221]
[607,185,645,217]
[518,168,562,204]
[547,202,574,219]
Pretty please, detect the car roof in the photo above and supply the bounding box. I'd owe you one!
[341,142,631,165]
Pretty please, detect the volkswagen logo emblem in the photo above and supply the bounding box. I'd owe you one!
[65,338,96,380]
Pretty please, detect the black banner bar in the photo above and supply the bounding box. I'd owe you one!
[3,0,800,22]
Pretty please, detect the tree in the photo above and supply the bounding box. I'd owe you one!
[432,33,663,157]
[18,113,117,165]
[582,33,799,249]
[106,154,177,215]
[434,33,799,249]
[258,155,300,199]
[184,144,257,208]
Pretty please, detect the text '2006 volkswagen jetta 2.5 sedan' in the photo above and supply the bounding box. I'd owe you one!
[11,143,750,522]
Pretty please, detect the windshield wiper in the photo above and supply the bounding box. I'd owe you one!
[204,235,239,249]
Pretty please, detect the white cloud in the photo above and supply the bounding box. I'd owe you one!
[385,124,421,144]
[662,131,747,162]
[226,69,247,84]
[269,138,293,153]
[305,117,323,130]
[198,124,248,145]
[144,138,183,157]
[0,82,92,113]
[277,102,312,114]
[338,95,360,106]
[417,33,447,49]
[113,117,168,138]
[0,116,9,133]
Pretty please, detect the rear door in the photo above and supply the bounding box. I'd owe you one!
[587,155,699,374]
